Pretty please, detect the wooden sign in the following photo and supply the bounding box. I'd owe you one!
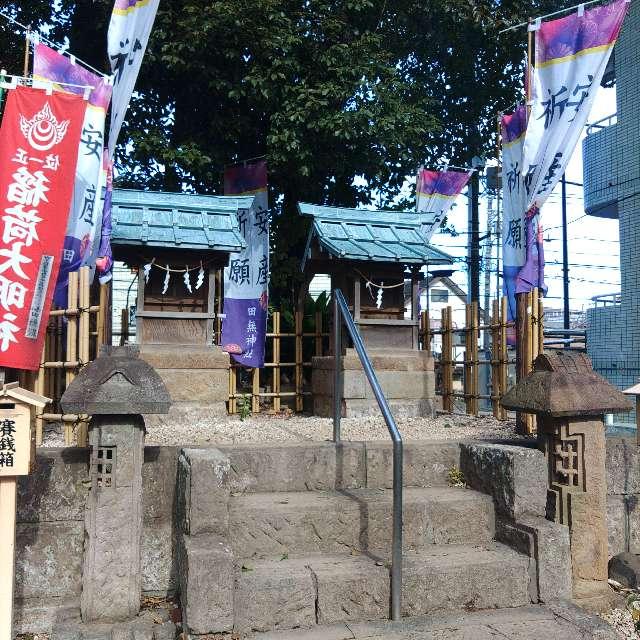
[0,403,31,477]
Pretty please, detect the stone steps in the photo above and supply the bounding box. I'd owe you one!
[229,487,495,557]
[244,603,618,639]
[233,543,531,635]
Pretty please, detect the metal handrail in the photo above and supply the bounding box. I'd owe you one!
[332,288,403,621]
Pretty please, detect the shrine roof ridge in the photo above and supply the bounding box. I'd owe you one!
[110,188,250,253]
[298,201,454,267]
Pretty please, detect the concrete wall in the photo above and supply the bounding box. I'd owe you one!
[606,436,639,557]
[13,438,639,632]
[14,446,178,634]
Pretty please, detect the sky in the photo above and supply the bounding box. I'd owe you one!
[430,85,620,315]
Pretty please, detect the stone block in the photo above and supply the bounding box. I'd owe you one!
[401,544,530,616]
[142,446,178,523]
[343,398,434,419]
[17,448,89,523]
[310,555,389,624]
[311,368,368,399]
[606,437,640,495]
[607,494,626,557]
[178,535,234,634]
[233,557,316,634]
[15,522,84,599]
[361,487,495,551]
[154,368,228,404]
[229,491,362,557]
[13,597,80,635]
[366,441,459,489]
[459,442,547,519]
[496,516,571,603]
[609,551,640,589]
[141,523,176,596]
[220,442,366,493]
[140,344,229,370]
[176,448,230,536]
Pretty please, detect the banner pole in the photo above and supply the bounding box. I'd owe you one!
[23,29,30,77]
[0,475,17,640]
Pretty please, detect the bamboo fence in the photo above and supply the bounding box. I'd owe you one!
[421,289,543,434]
[228,310,329,414]
[19,267,110,447]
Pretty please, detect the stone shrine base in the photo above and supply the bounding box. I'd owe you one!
[140,344,230,422]
[312,349,435,418]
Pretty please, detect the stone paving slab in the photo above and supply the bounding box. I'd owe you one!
[246,604,617,639]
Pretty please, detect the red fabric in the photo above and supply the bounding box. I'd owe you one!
[0,86,86,369]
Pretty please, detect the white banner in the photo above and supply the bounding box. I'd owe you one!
[501,106,528,267]
[107,0,160,156]
[521,0,628,212]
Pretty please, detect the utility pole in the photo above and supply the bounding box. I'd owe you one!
[561,173,570,331]
[467,167,481,304]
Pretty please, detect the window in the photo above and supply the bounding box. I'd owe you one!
[431,289,449,303]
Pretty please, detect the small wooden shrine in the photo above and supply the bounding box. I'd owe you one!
[298,202,453,417]
[111,189,251,417]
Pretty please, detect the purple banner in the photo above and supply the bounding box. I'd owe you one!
[221,160,269,368]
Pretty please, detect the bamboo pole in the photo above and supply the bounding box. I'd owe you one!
[538,291,545,355]
[464,304,471,415]
[65,272,78,445]
[491,299,500,418]
[252,367,260,414]
[97,283,109,347]
[314,311,323,357]
[34,342,46,446]
[120,308,128,346]
[295,311,303,413]
[500,296,509,420]
[471,301,480,416]
[76,268,90,446]
[273,312,281,412]
[228,366,237,414]
[442,306,454,413]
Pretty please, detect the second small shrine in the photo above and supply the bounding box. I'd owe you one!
[298,203,453,417]
[111,189,251,417]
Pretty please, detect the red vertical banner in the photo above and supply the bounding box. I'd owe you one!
[0,86,86,370]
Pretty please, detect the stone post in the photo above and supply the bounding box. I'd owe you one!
[502,351,632,610]
[61,345,170,623]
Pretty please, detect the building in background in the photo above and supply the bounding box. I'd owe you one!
[583,0,639,421]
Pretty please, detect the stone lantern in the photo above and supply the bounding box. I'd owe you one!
[502,350,632,610]
[61,345,170,623]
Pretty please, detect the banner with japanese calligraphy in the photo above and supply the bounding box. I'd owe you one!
[502,104,547,327]
[221,161,269,368]
[33,44,112,305]
[521,0,628,211]
[0,86,85,369]
[107,0,160,156]
[415,169,471,241]
[95,152,114,284]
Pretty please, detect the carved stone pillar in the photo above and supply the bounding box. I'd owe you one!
[502,351,632,610]
[61,345,170,622]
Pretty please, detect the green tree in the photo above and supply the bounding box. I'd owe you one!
[2,0,562,303]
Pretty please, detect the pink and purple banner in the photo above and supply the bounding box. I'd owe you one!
[416,169,471,241]
[33,43,112,305]
[502,0,629,322]
[221,161,269,368]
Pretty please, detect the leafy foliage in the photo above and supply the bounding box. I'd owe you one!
[1,0,564,303]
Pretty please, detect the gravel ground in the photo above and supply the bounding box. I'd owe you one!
[42,412,530,447]
[601,607,639,639]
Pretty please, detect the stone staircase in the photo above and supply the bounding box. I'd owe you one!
[176,441,539,636]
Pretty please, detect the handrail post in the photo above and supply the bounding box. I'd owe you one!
[333,293,342,442]
[391,438,403,620]
[332,289,403,620]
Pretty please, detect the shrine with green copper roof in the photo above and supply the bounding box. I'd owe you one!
[298,202,453,268]
[299,201,454,419]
